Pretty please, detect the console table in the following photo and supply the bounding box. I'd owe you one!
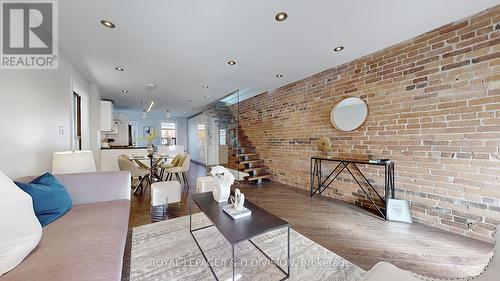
[309,156,395,220]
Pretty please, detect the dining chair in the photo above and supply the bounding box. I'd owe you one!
[160,153,184,180]
[164,154,191,188]
[117,158,150,195]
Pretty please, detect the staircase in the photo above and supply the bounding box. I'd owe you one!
[236,146,272,184]
[208,102,272,184]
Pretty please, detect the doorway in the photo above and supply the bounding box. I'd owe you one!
[73,92,82,150]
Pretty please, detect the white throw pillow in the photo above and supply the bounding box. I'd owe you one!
[0,171,42,276]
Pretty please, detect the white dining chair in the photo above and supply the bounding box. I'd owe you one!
[164,154,190,188]
[117,157,150,195]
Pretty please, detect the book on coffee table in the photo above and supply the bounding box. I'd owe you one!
[223,205,252,220]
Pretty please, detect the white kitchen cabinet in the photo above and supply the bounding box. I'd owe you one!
[100,100,113,131]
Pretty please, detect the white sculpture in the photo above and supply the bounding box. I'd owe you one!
[230,188,245,211]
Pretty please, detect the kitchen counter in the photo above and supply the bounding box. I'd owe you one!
[101,147,149,171]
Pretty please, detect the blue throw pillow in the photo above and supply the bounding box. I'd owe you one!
[15,172,72,227]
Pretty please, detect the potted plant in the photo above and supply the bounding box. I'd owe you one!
[143,128,158,157]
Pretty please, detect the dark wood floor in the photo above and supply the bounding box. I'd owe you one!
[129,162,493,279]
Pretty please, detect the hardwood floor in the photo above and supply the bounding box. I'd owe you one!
[128,162,493,279]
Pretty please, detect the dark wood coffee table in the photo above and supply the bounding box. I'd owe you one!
[189,192,290,281]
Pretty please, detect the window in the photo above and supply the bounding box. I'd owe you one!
[219,129,226,145]
[161,122,176,145]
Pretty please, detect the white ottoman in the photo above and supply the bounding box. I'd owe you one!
[151,181,182,222]
[196,176,216,193]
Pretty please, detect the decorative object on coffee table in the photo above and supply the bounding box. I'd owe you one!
[223,204,251,220]
[209,165,235,203]
[230,188,245,210]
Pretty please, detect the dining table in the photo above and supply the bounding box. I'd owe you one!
[129,154,173,194]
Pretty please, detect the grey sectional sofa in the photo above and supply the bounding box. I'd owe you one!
[1,172,131,281]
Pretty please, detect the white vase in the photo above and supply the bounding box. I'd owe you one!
[212,181,230,203]
[147,142,154,157]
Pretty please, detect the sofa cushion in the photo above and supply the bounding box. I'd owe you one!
[1,200,130,281]
[0,171,42,277]
[15,172,72,226]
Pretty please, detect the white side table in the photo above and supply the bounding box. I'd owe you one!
[150,181,181,222]
[196,176,216,193]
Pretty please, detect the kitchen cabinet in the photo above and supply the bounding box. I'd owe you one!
[100,100,113,131]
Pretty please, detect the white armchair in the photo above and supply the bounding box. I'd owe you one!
[362,226,499,281]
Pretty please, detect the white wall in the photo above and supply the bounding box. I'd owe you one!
[188,113,207,164]
[114,109,188,148]
[0,53,91,178]
[89,85,102,171]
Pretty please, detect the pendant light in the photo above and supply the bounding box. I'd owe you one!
[141,101,147,118]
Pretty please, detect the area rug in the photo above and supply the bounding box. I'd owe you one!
[131,213,365,281]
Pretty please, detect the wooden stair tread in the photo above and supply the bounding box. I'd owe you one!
[237,153,256,157]
[239,159,263,164]
[245,174,272,181]
[242,166,267,172]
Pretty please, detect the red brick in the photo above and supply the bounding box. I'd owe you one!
[441,60,471,71]
[234,6,500,242]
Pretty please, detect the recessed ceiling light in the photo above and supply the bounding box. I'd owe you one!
[121,89,128,93]
[275,12,288,22]
[100,20,115,28]
[333,46,344,52]
[115,66,124,71]
[276,74,283,78]
[146,83,156,90]
[202,85,209,89]
[227,60,236,65]
[187,99,193,102]
[204,95,211,98]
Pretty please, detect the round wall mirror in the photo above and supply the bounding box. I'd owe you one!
[330,97,368,131]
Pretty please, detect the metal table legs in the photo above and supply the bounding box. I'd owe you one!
[310,158,395,220]
[189,199,290,281]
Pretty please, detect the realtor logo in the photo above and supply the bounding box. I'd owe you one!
[1,0,58,69]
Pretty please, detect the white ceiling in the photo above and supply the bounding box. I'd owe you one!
[58,0,499,117]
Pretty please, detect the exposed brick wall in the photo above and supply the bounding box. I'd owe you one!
[236,5,500,242]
